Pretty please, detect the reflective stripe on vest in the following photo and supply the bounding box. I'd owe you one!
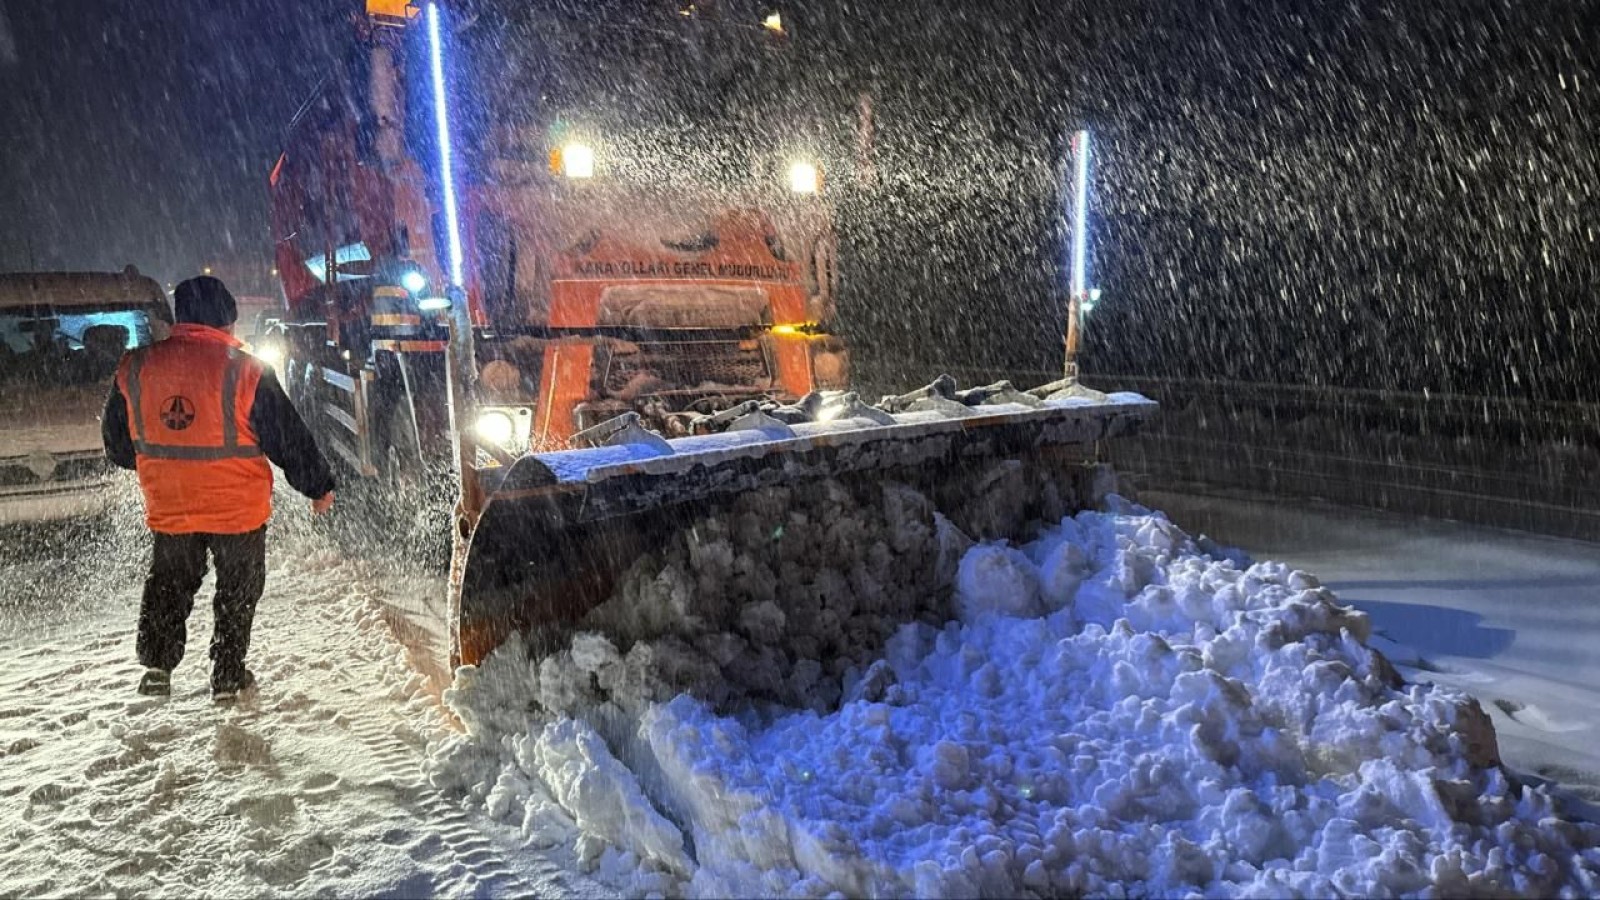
[126,349,263,460]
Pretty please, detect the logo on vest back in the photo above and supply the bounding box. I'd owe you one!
[159,396,197,430]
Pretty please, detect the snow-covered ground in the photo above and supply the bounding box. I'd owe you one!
[0,493,603,899]
[429,490,1600,897]
[8,479,1600,898]
[1147,489,1600,808]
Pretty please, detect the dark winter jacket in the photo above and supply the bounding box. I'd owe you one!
[103,367,336,503]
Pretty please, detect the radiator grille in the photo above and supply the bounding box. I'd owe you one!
[602,341,772,397]
[0,455,110,487]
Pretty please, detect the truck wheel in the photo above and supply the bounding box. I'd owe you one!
[376,403,452,571]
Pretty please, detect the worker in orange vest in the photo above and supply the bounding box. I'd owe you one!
[102,276,335,701]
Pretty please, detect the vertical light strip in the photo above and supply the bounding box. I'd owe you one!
[427,2,465,288]
[1070,129,1091,301]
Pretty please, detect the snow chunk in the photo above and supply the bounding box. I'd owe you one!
[525,718,692,877]
[955,544,1041,621]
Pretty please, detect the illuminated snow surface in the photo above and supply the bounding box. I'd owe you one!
[432,500,1600,898]
[0,496,605,899]
[6,489,1600,898]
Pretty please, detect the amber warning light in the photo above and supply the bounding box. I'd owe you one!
[367,0,418,25]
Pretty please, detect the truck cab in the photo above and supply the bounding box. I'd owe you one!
[268,0,848,482]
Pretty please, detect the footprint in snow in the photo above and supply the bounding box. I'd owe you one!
[404,832,448,863]
[23,782,81,823]
[230,792,299,828]
[214,722,277,770]
[27,781,78,804]
[300,771,343,802]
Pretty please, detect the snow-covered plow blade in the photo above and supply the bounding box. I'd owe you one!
[449,379,1156,668]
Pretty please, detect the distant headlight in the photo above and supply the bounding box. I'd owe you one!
[788,160,821,195]
[400,270,428,294]
[476,410,516,448]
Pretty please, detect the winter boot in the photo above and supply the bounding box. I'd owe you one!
[137,668,171,696]
[212,669,256,703]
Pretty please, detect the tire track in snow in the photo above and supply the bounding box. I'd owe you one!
[347,713,542,896]
[333,575,595,899]
[0,518,603,898]
[265,549,612,899]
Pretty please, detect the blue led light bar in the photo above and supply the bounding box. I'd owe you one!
[1070,129,1091,301]
[427,2,465,288]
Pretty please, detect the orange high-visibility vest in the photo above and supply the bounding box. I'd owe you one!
[115,324,273,534]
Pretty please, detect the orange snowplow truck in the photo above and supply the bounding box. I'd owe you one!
[267,0,847,491]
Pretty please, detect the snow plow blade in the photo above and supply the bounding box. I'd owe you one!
[450,382,1156,667]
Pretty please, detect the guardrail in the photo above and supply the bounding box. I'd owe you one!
[858,363,1600,543]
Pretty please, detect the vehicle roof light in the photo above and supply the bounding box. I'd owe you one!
[788,160,820,195]
[559,143,596,179]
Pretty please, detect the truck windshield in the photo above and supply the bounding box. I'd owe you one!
[458,0,811,188]
[0,303,162,386]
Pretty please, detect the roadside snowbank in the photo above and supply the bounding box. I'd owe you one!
[1147,488,1600,810]
[430,501,1600,897]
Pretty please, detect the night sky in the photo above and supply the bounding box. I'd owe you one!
[0,0,345,283]
[1,1,1594,398]
[820,1,1598,399]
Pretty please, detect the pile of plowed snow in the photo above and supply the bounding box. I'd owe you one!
[428,501,1600,897]
[465,474,1049,719]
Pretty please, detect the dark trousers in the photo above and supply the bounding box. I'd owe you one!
[137,527,267,689]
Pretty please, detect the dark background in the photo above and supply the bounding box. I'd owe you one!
[1,0,1594,399]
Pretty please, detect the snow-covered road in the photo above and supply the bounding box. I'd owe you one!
[7,483,1600,897]
[1148,489,1600,808]
[0,498,603,899]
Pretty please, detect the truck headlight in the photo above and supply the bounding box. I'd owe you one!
[400,270,428,294]
[788,160,821,195]
[252,342,286,371]
[476,410,516,447]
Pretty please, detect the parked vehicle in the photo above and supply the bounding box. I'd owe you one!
[0,267,171,524]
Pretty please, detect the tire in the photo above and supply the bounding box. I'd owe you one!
[383,402,425,494]
[374,403,453,571]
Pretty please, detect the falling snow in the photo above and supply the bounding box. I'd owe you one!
[2,0,1598,897]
